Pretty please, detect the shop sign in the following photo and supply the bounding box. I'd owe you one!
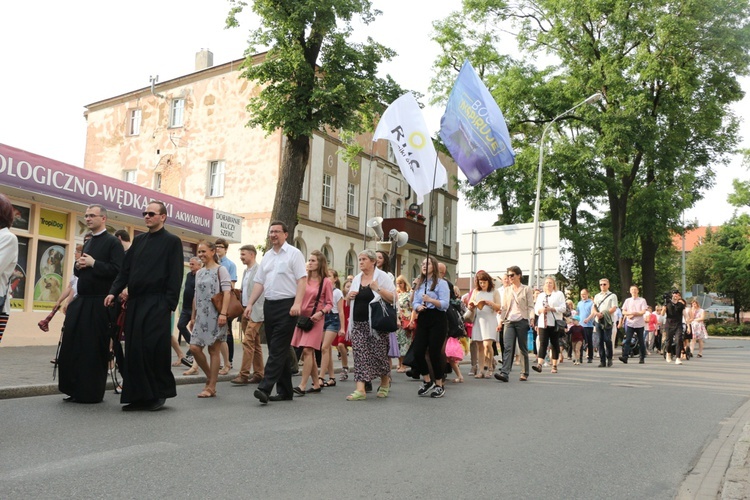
[211,210,243,242]
[39,208,68,239]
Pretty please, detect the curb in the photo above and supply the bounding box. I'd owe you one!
[677,398,750,499]
[0,373,237,401]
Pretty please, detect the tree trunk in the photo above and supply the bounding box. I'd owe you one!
[641,235,658,306]
[270,135,311,246]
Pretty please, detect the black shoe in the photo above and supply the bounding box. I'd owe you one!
[364,381,373,393]
[292,387,306,397]
[587,359,593,363]
[144,398,166,411]
[269,394,293,402]
[639,359,645,364]
[598,362,606,367]
[306,387,322,394]
[532,364,542,373]
[63,396,77,403]
[607,359,613,367]
[122,400,148,412]
[180,357,192,368]
[254,389,269,405]
[618,356,628,364]
[494,373,509,382]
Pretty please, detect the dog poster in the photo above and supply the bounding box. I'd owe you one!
[33,241,66,310]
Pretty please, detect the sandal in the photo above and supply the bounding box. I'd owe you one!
[452,377,464,383]
[323,378,337,387]
[376,385,391,398]
[532,364,542,373]
[219,364,232,376]
[339,367,349,381]
[551,366,558,374]
[519,374,528,381]
[183,367,198,376]
[197,387,216,398]
[172,360,183,367]
[346,390,366,401]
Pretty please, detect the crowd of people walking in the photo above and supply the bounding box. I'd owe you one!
[0,206,711,410]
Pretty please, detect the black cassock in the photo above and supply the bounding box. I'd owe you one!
[58,231,124,403]
[109,227,183,404]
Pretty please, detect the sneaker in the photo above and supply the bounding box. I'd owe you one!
[185,354,194,365]
[430,386,445,398]
[607,359,613,367]
[666,355,672,363]
[675,358,682,365]
[418,381,436,397]
[618,356,628,364]
[180,356,192,368]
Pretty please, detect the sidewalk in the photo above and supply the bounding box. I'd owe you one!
[0,342,347,399]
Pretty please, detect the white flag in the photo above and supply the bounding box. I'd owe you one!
[373,92,448,204]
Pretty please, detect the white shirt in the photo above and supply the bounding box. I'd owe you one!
[331,287,344,314]
[622,296,648,328]
[253,242,306,300]
[242,262,264,322]
[0,228,19,315]
[534,290,566,328]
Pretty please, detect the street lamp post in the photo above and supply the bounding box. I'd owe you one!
[529,92,602,289]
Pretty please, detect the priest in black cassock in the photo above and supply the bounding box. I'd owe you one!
[106,201,184,411]
[58,204,124,403]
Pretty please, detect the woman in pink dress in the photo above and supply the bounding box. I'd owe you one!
[291,250,333,395]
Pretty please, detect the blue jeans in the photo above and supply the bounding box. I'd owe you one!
[622,326,645,360]
[500,319,529,377]
[596,322,613,362]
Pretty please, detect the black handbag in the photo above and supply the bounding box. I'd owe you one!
[296,278,324,332]
[555,319,567,335]
[370,294,398,332]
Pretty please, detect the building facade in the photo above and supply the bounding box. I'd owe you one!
[83,50,459,282]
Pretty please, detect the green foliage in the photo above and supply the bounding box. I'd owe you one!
[707,323,750,337]
[430,0,750,303]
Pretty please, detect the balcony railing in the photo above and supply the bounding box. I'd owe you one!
[381,217,426,247]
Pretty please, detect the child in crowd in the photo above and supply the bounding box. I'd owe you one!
[569,316,585,365]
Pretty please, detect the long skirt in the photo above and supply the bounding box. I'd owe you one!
[350,320,390,382]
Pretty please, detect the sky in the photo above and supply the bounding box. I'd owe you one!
[1,0,747,236]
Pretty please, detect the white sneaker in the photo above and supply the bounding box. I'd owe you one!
[675,358,682,365]
[666,355,672,363]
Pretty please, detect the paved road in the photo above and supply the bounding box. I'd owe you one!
[1,339,749,499]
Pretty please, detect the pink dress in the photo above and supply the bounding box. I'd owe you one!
[291,277,333,349]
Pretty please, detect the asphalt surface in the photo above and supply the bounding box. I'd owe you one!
[0,338,749,499]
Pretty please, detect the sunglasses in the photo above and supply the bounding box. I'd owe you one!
[507,273,516,277]
[599,283,608,286]
[142,211,160,217]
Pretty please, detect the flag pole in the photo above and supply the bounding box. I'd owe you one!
[362,144,376,250]
[423,151,440,296]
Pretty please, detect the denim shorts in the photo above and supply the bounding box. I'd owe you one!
[324,312,340,332]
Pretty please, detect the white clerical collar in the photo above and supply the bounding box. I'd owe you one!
[92,228,107,236]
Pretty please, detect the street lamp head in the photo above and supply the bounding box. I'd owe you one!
[584,92,603,105]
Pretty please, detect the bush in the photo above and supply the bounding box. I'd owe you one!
[707,323,750,337]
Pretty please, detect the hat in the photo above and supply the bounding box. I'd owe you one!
[572,315,580,322]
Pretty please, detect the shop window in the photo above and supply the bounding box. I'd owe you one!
[10,236,29,310]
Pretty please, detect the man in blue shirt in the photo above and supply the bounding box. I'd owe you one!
[576,289,595,363]
[215,238,237,372]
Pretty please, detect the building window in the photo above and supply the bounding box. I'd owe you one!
[129,109,142,136]
[153,172,162,191]
[430,213,437,242]
[412,264,420,282]
[347,183,358,216]
[208,161,225,197]
[295,237,307,257]
[322,173,334,209]
[301,164,309,201]
[345,250,356,277]
[322,245,333,267]
[123,170,137,184]
[170,98,185,128]
[394,199,402,218]
[382,194,389,218]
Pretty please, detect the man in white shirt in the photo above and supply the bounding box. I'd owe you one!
[232,245,265,385]
[245,221,306,404]
[588,278,618,367]
[619,285,648,364]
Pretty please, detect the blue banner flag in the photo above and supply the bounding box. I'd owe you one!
[439,60,515,186]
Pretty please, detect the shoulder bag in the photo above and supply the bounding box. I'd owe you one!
[211,268,244,320]
[296,278,324,332]
[370,280,398,333]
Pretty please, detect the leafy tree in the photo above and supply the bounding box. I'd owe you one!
[226,0,403,238]
[430,0,750,304]
[728,148,750,208]
[686,217,750,322]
